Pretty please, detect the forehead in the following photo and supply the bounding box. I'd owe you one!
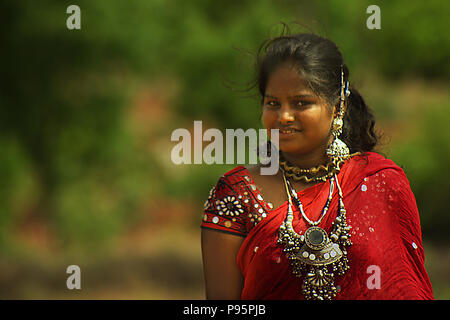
[265,64,314,97]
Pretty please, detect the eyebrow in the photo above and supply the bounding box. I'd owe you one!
[264,94,315,99]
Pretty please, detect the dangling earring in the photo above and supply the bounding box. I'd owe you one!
[327,117,349,159]
[326,67,351,160]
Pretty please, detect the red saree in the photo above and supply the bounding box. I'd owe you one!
[201,152,434,299]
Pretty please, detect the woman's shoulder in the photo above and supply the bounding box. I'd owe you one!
[208,164,275,202]
[206,166,253,197]
[217,165,249,183]
[338,151,412,197]
[353,152,418,203]
[349,151,407,178]
[351,151,394,165]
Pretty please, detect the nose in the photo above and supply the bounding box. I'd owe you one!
[279,104,295,124]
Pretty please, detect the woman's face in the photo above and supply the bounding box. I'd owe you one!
[262,64,336,157]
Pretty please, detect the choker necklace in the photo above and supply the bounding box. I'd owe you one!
[277,172,352,300]
[279,152,361,183]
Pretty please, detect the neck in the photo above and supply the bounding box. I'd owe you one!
[281,147,330,170]
[280,132,335,170]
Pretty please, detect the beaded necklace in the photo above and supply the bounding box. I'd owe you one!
[277,171,352,300]
[279,152,361,183]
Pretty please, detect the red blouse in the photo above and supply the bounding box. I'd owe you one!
[201,152,434,299]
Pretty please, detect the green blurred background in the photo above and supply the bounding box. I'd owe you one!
[0,0,448,299]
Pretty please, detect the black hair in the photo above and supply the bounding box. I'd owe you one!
[255,32,382,156]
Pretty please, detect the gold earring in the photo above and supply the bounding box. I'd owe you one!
[326,117,349,159]
[326,67,350,160]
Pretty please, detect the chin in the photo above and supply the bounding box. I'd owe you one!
[279,143,309,155]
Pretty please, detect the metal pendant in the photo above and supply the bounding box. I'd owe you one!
[278,207,352,299]
[278,172,352,300]
[295,227,343,266]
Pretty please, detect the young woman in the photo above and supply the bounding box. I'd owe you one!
[200,33,433,300]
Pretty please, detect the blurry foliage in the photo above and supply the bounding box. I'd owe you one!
[0,0,449,254]
[0,137,36,248]
[310,0,450,80]
[390,102,450,240]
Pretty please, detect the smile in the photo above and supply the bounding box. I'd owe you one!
[279,129,301,134]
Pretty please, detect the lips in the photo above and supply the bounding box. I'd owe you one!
[278,127,301,134]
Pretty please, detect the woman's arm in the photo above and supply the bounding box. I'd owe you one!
[201,228,245,299]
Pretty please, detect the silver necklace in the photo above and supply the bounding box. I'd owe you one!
[277,173,352,300]
[285,176,334,226]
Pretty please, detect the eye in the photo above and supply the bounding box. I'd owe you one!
[265,100,279,108]
[294,100,312,108]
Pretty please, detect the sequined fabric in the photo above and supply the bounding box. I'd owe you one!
[202,166,274,236]
[201,152,434,299]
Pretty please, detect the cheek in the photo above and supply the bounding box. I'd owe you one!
[300,109,332,134]
[261,109,277,130]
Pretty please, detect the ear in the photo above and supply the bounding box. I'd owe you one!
[332,103,339,118]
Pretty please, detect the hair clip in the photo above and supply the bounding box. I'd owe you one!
[345,81,350,97]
